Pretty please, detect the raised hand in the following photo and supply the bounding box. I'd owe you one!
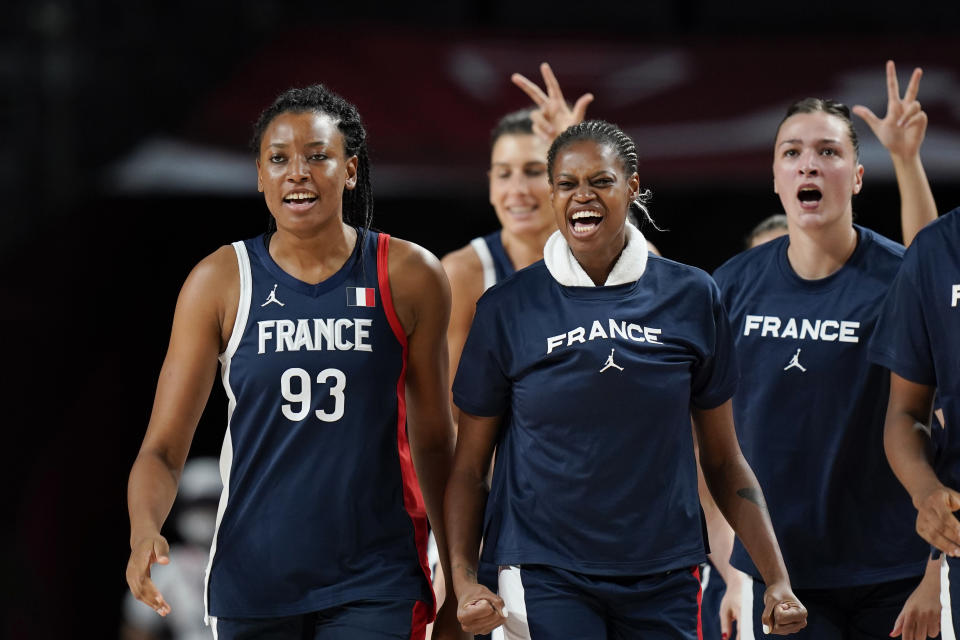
[853,60,927,159]
[511,62,593,142]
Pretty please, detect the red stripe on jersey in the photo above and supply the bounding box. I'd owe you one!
[410,600,429,640]
[693,565,703,640]
[377,234,435,621]
[365,287,375,307]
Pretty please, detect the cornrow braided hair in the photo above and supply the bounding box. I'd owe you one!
[547,120,657,229]
[251,85,374,241]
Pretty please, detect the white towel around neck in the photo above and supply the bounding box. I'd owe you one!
[543,222,649,287]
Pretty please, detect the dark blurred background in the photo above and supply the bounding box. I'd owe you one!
[3,1,960,637]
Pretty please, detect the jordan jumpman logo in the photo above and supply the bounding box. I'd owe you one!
[261,284,285,307]
[599,348,624,373]
[783,348,807,372]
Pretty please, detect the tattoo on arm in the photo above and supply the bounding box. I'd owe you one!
[737,487,767,509]
[455,563,478,581]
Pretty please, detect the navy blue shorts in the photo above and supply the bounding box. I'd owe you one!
[497,564,702,639]
[750,575,934,640]
[212,600,429,640]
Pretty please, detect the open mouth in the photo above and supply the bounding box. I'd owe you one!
[283,192,318,206]
[570,210,604,235]
[797,187,822,205]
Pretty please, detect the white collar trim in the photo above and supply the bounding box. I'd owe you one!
[543,222,649,287]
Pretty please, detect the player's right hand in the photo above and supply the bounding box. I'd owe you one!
[760,581,806,635]
[126,535,172,616]
[456,583,507,634]
[915,485,960,556]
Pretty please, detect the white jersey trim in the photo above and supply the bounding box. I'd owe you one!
[470,237,498,292]
[498,565,530,640]
[943,557,957,640]
[740,575,756,639]
[204,241,249,624]
[221,241,251,360]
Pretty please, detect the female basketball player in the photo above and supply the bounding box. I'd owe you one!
[441,63,594,401]
[712,61,939,640]
[445,120,807,639]
[125,85,465,640]
[870,204,960,635]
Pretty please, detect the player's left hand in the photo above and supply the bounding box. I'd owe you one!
[853,60,927,159]
[431,597,472,640]
[511,62,593,142]
[891,572,941,640]
[760,581,807,635]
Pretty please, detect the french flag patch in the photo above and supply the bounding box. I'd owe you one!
[346,287,376,307]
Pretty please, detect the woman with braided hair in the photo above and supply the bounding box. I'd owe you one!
[125,84,466,640]
[444,120,807,639]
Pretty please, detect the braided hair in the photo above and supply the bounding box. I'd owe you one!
[251,85,374,237]
[547,120,656,228]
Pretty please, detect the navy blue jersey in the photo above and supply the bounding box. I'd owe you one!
[869,208,960,491]
[714,225,928,589]
[453,256,738,576]
[470,232,515,291]
[204,231,433,620]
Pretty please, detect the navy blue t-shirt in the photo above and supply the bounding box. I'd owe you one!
[869,208,960,492]
[714,225,928,589]
[453,256,738,576]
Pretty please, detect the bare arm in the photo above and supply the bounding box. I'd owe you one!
[883,372,960,555]
[891,150,937,248]
[695,423,740,583]
[126,246,237,616]
[853,60,936,247]
[444,410,506,634]
[388,238,466,639]
[695,424,748,638]
[440,247,486,420]
[693,400,806,635]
